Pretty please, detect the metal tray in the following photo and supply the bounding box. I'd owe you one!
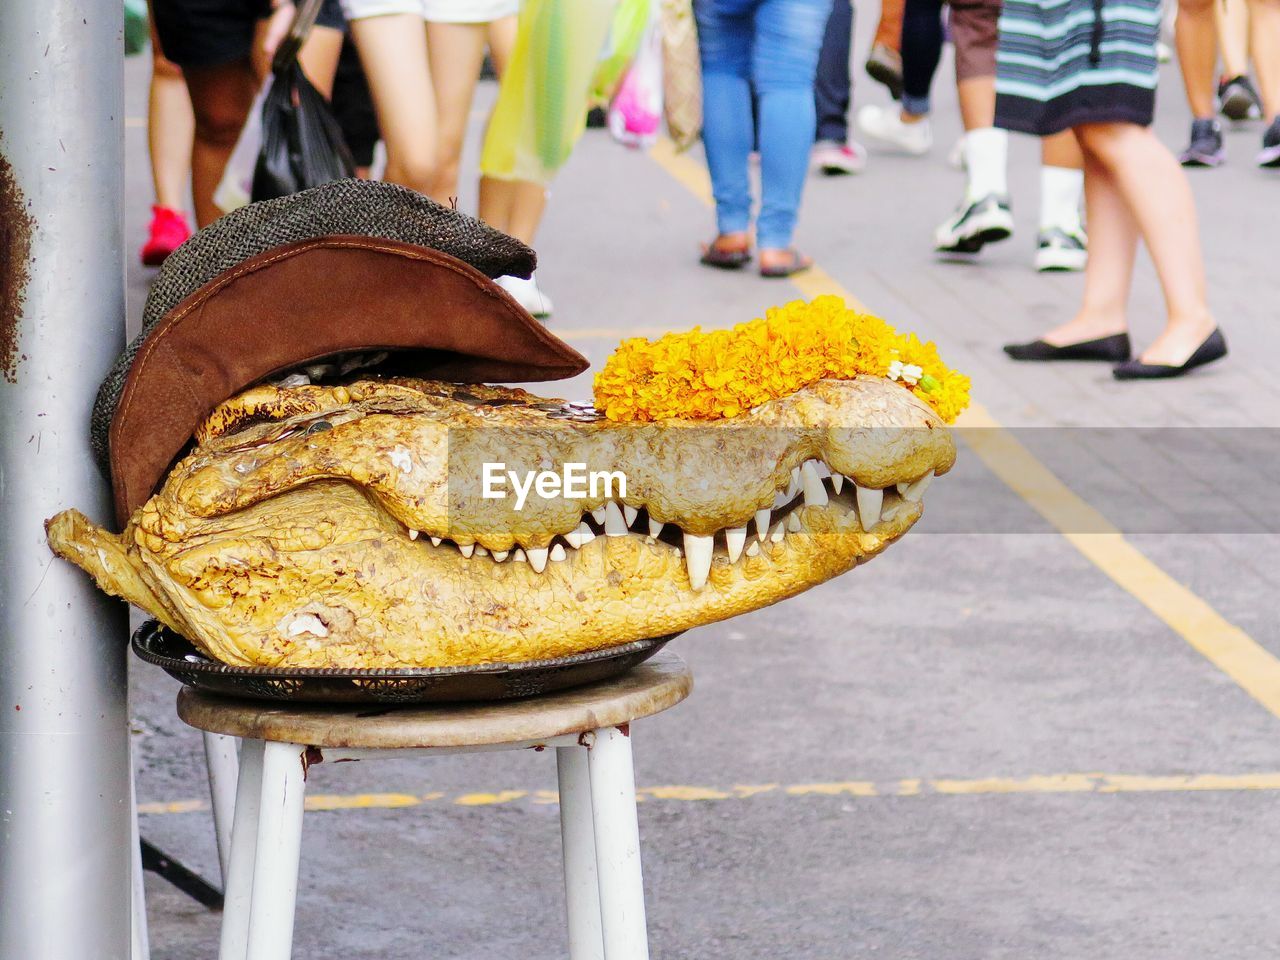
[132,621,676,705]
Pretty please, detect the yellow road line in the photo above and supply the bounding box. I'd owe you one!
[646,136,1280,723]
[136,770,1280,815]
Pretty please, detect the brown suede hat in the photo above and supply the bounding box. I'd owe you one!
[95,181,588,527]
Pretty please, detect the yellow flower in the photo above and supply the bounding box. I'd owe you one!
[592,296,971,424]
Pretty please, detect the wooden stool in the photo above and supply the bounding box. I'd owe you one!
[177,652,692,960]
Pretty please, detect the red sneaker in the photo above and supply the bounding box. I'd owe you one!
[140,205,191,266]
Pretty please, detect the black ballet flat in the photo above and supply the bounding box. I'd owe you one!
[1003,332,1131,362]
[1112,328,1228,380]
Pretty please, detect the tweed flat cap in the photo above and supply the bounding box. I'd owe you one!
[96,179,588,526]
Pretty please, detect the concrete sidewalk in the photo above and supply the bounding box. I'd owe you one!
[123,19,1280,959]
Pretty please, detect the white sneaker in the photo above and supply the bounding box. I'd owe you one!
[1034,226,1088,272]
[497,273,554,318]
[856,104,932,156]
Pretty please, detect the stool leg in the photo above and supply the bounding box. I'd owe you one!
[220,739,265,960]
[130,743,150,960]
[245,741,307,960]
[557,745,605,960]
[587,726,649,960]
[204,731,240,885]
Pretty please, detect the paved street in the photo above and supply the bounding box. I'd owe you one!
[124,17,1280,960]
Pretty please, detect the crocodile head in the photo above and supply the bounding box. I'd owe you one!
[46,374,954,668]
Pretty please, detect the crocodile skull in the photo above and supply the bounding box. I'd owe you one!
[46,375,955,668]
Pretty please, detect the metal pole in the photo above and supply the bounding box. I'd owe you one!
[0,2,131,958]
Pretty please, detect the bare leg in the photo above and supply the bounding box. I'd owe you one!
[349,13,438,194]
[1177,0,1219,118]
[1247,0,1280,119]
[251,20,344,96]
[146,18,193,211]
[478,176,548,244]
[1076,122,1216,363]
[1038,142,1136,345]
[183,59,257,227]
[1217,0,1251,78]
[1042,128,1083,168]
[426,21,488,203]
[956,75,994,131]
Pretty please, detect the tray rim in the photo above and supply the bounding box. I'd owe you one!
[131,620,679,680]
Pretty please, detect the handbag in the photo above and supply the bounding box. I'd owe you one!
[251,0,355,202]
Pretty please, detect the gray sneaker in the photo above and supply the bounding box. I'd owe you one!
[934,194,1013,254]
[1179,118,1225,167]
[1258,117,1280,168]
[1034,226,1088,272]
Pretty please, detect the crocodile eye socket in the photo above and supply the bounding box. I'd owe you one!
[305,421,333,436]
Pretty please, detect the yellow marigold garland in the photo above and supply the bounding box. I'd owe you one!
[592,295,970,423]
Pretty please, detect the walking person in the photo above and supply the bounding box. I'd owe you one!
[140,10,195,265]
[1248,0,1280,164]
[1000,0,1227,379]
[425,3,519,202]
[151,0,344,227]
[813,0,869,174]
[695,0,834,277]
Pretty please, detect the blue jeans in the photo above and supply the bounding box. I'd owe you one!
[695,0,834,250]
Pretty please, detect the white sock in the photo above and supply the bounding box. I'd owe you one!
[1039,164,1084,233]
[963,127,1008,200]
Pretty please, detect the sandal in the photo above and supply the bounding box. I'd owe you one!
[759,249,813,278]
[699,236,752,270]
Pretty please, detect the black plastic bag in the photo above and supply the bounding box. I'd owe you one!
[251,12,355,201]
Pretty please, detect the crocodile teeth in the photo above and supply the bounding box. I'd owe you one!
[856,486,883,529]
[564,522,596,549]
[603,501,629,537]
[745,541,760,557]
[903,471,933,502]
[830,474,844,495]
[725,526,747,563]
[786,467,801,500]
[492,550,509,562]
[430,536,442,547]
[755,509,772,541]
[769,521,786,543]
[459,543,475,558]
[648,517,665,538]
[683,533,714,591]
[801,461,828,507]
[408,529,419,541]
[513,549,527,562]
[549,543,567,562]
[526,546,549,573]
[590,507,607,525]
[474,546,489,557]
[622,504,639,527]
[786,512,803,533]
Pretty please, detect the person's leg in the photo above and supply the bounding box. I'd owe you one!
[1176,0,1228,163]
[1217,0,1251,78]
[950,0,1004,196]
[1035,130,1087,270]
[899,0,943,118]
[1247,0,1280,120]
[1178,0,1221,118]
[146,18,193,212]
[183,59,258,227]
[1035,138,1137,345]
[694,0,756,253]
[867,0,905,98]
[475,15,537,239]
[349,13,437,194]
[814,0,853,144]
[426,21,489,203]
[752,0,831,262]
[1075,122,1217,363]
